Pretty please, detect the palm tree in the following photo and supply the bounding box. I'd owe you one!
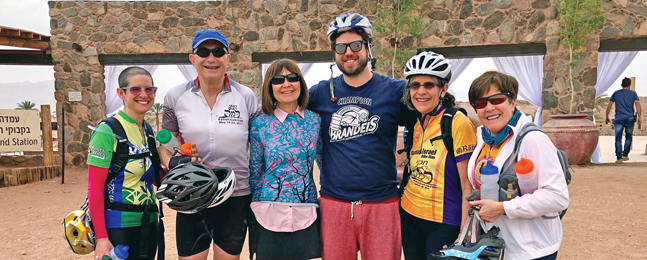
[16,101,37,110]
[148,103,163,131]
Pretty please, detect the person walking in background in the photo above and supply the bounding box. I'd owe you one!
[399,52,476,259]
[248,58,322,260]
[159,29,262,260]
[605,77,642,163]
[87,66,161,260]
[308,13,417,260]
[467,71,569,260]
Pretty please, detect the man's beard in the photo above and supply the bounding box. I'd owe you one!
[336,54,368,77]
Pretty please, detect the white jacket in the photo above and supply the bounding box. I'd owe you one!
[467,113,570,260]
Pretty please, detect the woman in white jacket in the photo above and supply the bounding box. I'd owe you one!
[466,71,569,260]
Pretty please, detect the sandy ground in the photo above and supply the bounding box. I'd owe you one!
[2,157,647,259]
[598,135,647,163]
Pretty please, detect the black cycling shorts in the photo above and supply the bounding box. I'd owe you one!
[106,219,158,260]
[176,195,251,257]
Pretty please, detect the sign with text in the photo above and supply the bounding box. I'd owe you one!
[0,109,41,152]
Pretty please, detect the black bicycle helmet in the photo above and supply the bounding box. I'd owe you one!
[156,162,235,214]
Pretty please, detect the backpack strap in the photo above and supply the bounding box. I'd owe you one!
[439,106,467,161]
[500,123,542,176]
[143,122,163,187]
[101,117,130,186]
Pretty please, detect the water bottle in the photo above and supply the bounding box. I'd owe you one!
[480,161,500,201]
[515,158,538,195]
[157,129,180,152]
[109,244,129,260]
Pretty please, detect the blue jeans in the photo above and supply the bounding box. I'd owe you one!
[614,118,635,159]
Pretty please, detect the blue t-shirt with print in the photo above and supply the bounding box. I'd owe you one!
[610,89,639,121]
[308,73,417,201]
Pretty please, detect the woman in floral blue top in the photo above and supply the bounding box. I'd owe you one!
[249,58,322,260]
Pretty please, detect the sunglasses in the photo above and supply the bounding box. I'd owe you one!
[121,86,158,96]
[471,93,511,109]
[271,73,300,85]
[332,40,365,55]
[410,82,440,91]
[193,47,228,58]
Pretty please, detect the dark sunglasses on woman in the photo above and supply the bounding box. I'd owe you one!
[332,40,365,54]
[410,82,440,91]
[471,93,511,109]
[121,86,158,96]
[271,73,300,85]
[193,47,228,58]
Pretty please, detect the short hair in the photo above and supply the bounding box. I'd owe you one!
[261,59,309,114]
[622,77,632,87]
[402,74,455,111]
[118,66,154,88]
[330,28,372,48]
[468,71,518,106]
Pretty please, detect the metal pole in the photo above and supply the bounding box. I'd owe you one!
[61,107,65,184]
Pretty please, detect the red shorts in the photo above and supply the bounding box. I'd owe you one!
[319,195,401,260]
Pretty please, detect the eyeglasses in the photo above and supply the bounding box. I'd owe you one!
[332,40,365,55]
[410,82,440,91]
[121,86,158,96]
[471,93,511,109]
[271,73,300,85]
[193,47,228,58]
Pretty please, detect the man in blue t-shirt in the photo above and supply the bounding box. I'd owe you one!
[308,13,417,259]
[605,77,642,163]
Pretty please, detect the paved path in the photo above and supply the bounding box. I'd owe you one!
[597,135,647,163]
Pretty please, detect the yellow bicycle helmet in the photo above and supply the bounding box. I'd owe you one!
[63,203,96,254]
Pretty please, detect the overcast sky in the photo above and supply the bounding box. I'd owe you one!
[0,0,645,110]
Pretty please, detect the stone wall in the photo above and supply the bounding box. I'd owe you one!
[49,0,647,166]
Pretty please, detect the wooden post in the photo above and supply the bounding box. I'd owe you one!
[41,105,54,166]
[628,77,637,151]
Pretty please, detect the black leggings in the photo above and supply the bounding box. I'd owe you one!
[400,207,461,260]
[106,219,158,260]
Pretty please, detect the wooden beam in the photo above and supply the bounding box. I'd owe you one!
[41,105,54,166]
[0,52,53,65]
[599,37,647,52]
[98,53,191,65]
[419,43,547,59]
[252,51,333,63]
[0,36,50,50]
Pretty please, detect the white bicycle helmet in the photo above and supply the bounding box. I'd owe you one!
[404,51,452,79]
[206,167,236,209]
[327,13,373,41]
[156,162,235,214]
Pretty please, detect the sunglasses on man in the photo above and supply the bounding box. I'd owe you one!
[271,73,301,85]
[121,86,158,96]
[332,40,366,55]
[193,47,228,58]
[471,93,511,109]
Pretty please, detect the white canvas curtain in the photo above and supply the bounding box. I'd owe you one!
[177,64,198,81]
[492,55,544,125]
[448,58,474,87]
[589,51,639,163]
[104,65,159,116]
